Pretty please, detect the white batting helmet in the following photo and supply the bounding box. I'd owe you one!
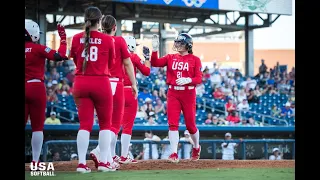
[25,19,42,42]
[123,36,138,52]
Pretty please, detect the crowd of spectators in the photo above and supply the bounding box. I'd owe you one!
[42,58,295,127]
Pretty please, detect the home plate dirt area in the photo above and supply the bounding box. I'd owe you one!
[25,160,295,171]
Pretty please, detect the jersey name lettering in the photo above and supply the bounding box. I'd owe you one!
[172,61,189,71]
[80,38,102,45]
[25,48,32,52]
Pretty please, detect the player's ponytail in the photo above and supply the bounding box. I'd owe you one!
[101,15,116,35]
[82,20,91,74]
[82,6,102,74]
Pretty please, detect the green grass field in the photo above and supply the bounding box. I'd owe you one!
[25,168,294,180]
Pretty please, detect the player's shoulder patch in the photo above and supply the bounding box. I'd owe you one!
[45,47,51,53]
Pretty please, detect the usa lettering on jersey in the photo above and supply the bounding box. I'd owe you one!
[172,61,189,71]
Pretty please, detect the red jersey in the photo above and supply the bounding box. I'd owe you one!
[108,36,131,79]
[25,42,65,82]
[123,53,150,86]
[151,52,202,86]
[70,31,115,76]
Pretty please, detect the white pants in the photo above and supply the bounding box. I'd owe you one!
[222,154,234,160]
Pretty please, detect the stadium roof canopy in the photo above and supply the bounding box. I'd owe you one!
[25,0,292,76]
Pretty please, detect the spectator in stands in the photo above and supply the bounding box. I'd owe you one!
[262,85,277,95]
[242,77,257,92]
[138,89,152,102]
[49,68,60,81]
[226,110,240,125]
[254,85,262,97]
[238,119,248,126]
[51,80,59,93]
[145,103,155,119]
[222,84,233,97]
[151,90,159,102]
[204,113,213,125]
[213,86,225,99]
[267,76,275,86]
[226,74,236,88]
[271,105,281,117]
[277,80,288,94]
[196,83,205,97]
[45,112,61,125]
[226,98,236,114]
[234,69,242,78]
[158,87,167,102]
[155,74,166,88]
[178,130,194,159]
[281,102,293,117]
[70,153,78,161]
[210,70,222,88]
[290,102,295,117]
[144,112,158,125]
[143,131,161,160]
[247,89,259,104]
[136,106,147,119]
[237,88,247,102]
[155,99,165,114]
[269,148,283,160]
[59,79,71,95]
[203,67,211,79]
[248,117,260,127]
[47,88,58,103]
[212,115,224,126]
[237,99,249,111]
[259,59,268,76]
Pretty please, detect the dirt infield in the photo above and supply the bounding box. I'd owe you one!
[25,160,294,171]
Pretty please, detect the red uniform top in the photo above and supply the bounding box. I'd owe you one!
[25,42,66,82]
[123,53,151,86]
[151,52,202,86]
[70,31,115,76]
[108,36,131,79]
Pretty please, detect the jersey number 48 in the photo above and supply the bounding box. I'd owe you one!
[81,46,98,61]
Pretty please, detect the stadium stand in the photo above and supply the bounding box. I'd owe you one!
[39,60,295,128]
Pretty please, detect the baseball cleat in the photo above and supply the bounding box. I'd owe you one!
[76,163,91,173]
[113,155,121,163]
[168,153,179,163]
[98,162,117,172]
[111,160,121,170]
[90,149,100,168]
[191,146,201,161]
[119,155,138,164]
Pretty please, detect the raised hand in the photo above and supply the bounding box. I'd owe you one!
[57,23,66,43]
[152,34,159,52]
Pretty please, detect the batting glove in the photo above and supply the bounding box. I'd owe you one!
[57,23,66,44]
[152,34,159,52]
[143,46,150,60]
[176,77,192,86]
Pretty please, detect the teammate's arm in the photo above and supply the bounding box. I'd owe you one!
[39,24,68,61]
[134,51,150,76]
[189,56,203,85]
[121,37,138,98]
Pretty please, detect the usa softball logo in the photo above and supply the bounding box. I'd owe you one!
[182,0,207,8]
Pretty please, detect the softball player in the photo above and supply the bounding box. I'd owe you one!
[119,36,151,164]
[145,33,203,163]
